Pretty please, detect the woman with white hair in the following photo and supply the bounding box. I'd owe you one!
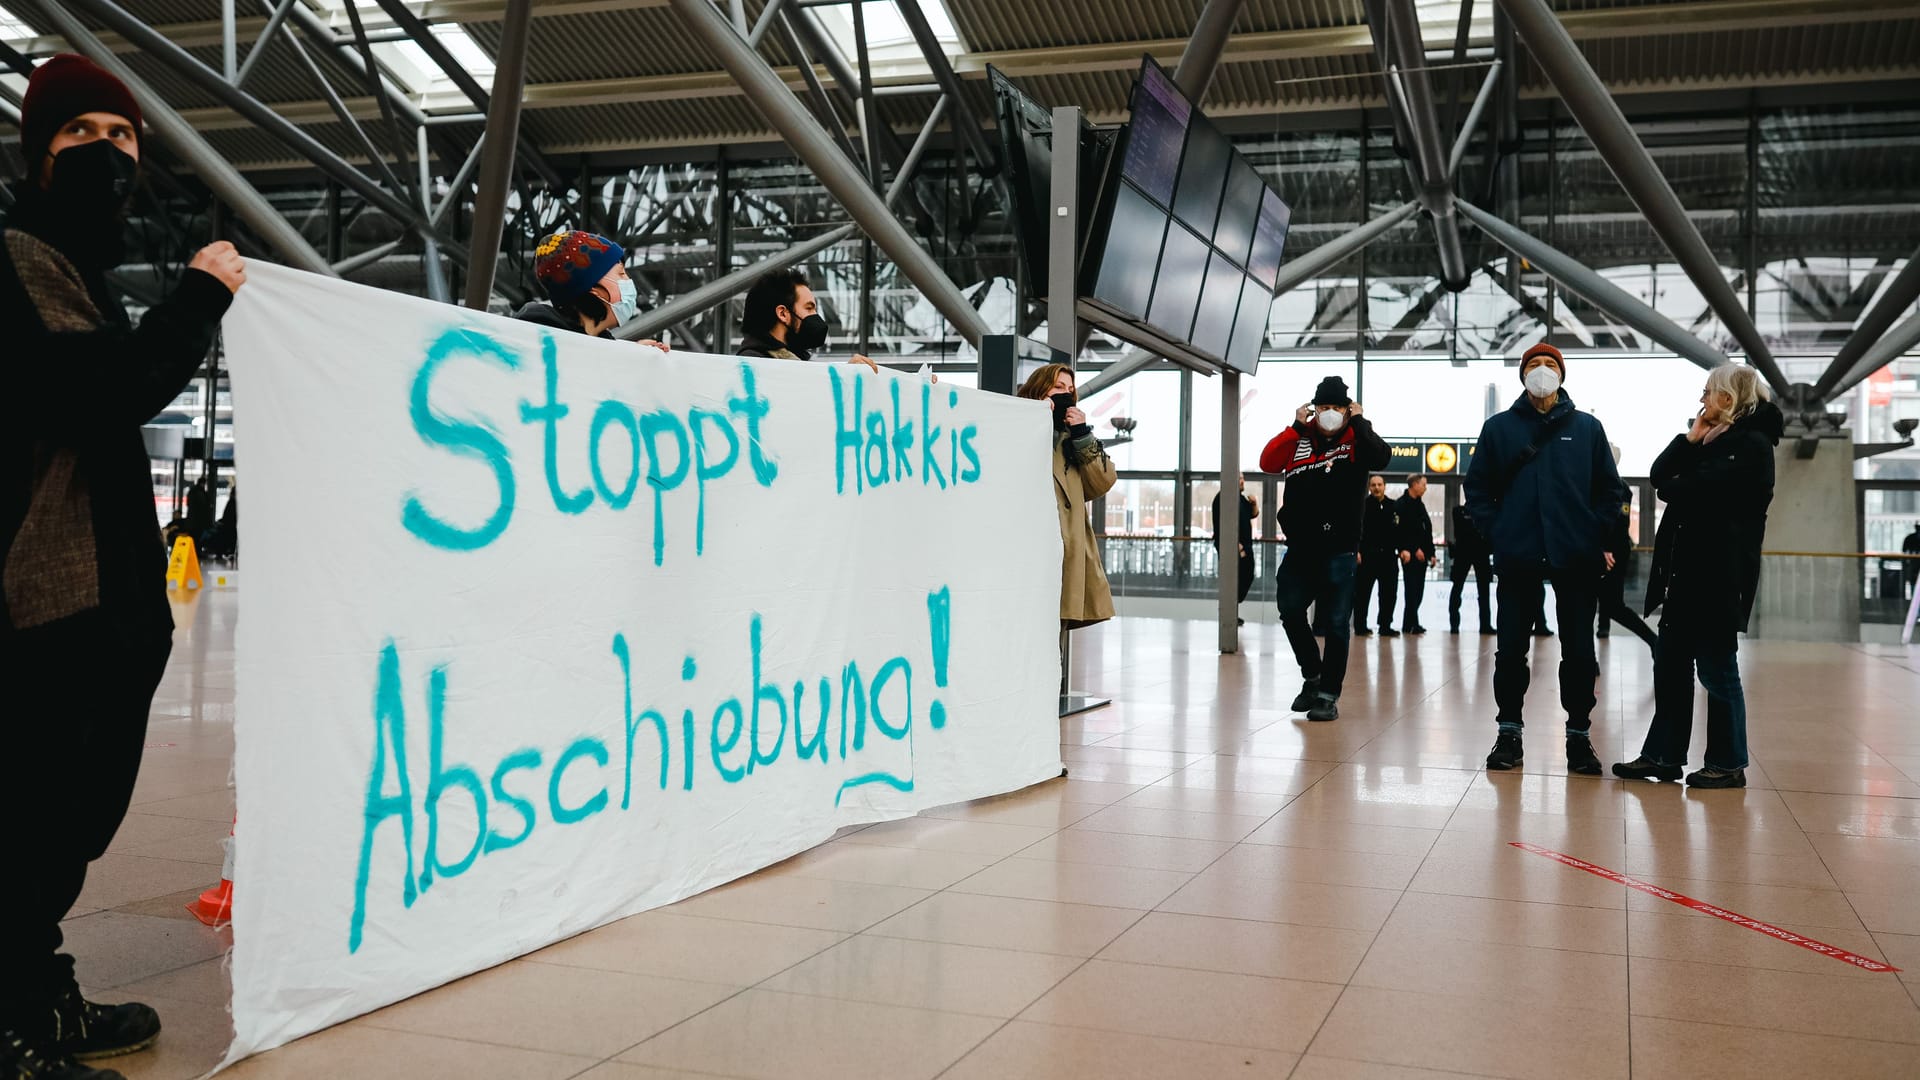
[1613,365,1783,788]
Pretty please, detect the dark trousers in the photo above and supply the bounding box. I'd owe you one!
[1493,564,1600,734]
[1449,559,1492,631]
[1597,569,1658,648]
[1277,548,1358,696]
[1642,622,1749,770]
[1400,558,1428,630]
[0,614,170,1029]
[1352,551,1397,631]
[1221,549,1253,605]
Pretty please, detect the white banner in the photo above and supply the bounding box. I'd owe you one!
[222,264,1062,1060]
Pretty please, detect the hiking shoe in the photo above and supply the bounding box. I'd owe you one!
[1686,767,1746,789]
[1307,693,1339,722]
[1,1031,126,1080]
[1485,732,1524,771]
[1565,736,1604,776]
[1289,678,1321,712]
[52,989,159,1061]
[1612,757,1683,782]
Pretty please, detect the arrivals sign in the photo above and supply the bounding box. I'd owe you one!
[220,264,1063,1060]
[1381,439,1477,475]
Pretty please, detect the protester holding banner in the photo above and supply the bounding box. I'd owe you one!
[1258,376,1391,722]
[0,54,245,1080]
[736,268,880,373]
[514,230,668,349]
[1464,343,1627,775]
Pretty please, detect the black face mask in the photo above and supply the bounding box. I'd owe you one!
[48,139,139,217]
[784,311,830,353]
[1049,392,1076,430]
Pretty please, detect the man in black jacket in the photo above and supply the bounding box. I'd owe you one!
[1448,503,1494,634]
[1903,522,1920,598]
[1464,343,1627,775]
[1395,474,1437,633]
[1,55,245,1080]
[1258,376,1392,721]
[1353,474,1399,637]
[512,230,668,350]
[1211,477,1256,623]
[736,268,878,372]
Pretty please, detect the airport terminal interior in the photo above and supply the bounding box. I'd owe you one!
[4,0,1920,1077]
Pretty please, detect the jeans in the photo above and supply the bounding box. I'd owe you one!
[1400,558,1428,629]
[1449,558,1492,631]
[1277,548,1358,696]
[1642,626,1749,770]
[1493,563,1600,734]
[1353,551,1397,631]
[0,614,171,1030]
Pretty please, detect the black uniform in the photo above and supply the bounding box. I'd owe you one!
[1211,490,1256,605]
[1596,507,1656,650]
[1394,492,1435,632]
[1354,494,1399,632]
[1449,504,1493,633]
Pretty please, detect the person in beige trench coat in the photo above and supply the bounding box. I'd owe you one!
[1018,364,1116,628]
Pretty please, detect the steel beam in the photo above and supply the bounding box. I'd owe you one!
[417,126,451,302]
[614,95,945,344]
[1496,0,1788,392]
[1812,243,1920,400]
[1048,105,1082,364]
[1827,307,1920,401]
[36,2,334,276]
[746,0,788,48]
[1375,0,1471,291]
[276,11,414,200]
[233,0,299,89]
[464,0,534,308]
[667,0,989,344]
[1448,59,1502,179]
[1458,200,1727,369]
[1173,0,1247,101]
[894,0,999,173]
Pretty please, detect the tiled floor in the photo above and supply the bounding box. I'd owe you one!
[79,590,1920,1079]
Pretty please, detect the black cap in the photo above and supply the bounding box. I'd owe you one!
[1312,375,1351,407]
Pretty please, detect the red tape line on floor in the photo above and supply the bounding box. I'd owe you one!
[1509,842,1900,973]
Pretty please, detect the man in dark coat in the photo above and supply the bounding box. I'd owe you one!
[1353,474,1399,637]
[735,268,878,372]
[1211,477,1256,622]
[1903,522,1920,598]
[1258,376,1392,721]
[1464,343,1628,775]
[1448,503,1493,634]
[1395,474,1436,633]
[1,55,245,1079]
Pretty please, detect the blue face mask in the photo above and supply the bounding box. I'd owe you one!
[609,277,639,326]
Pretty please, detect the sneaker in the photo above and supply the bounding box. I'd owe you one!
[1307,693,1339,722]
[1485,732,1524,770]
[51,989,159,1062]
[1565,736,1603,776]
[1289,678,1320,712]
[1686,766,1746,789]
[0,1031,125,1080]
[1611,757,1683,782]
[1379,628,1402,638]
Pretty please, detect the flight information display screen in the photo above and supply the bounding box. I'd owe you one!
[1247,187,1293,289]
[1120,64,1191,205]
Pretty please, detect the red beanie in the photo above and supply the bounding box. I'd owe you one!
[1520,342,1566,382]
[20,54,143,173]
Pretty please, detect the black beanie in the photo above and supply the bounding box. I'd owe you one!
[1312,375,1351,407]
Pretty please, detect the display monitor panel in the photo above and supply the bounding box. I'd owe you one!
[1147,222,1209,341]
[1214,158,1265,267]
[1090,180,1170,319]
[1119,63,1191,206]
[1191,253,1244,361]
[1246,187,1293,289]
[1225,276,1273,373]
[1172,118,1232,238]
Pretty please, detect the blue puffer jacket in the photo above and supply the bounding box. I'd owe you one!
[1464,390,1628,572]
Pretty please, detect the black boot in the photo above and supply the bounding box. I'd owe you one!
[1566,734,1603,776]
[1,1031,126,1080]
[1611,757,1683,782]
[1485,731,1524,771]
[1289,678,1320,712]
[51,988,160,1062]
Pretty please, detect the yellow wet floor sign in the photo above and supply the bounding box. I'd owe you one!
[166,536,203,592]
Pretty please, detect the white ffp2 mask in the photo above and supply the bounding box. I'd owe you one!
[1315,409,1345,433]
[1524,366,1561,397]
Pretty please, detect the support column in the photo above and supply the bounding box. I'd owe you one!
[1173,0,1247,101]
[1048,106,1083,365]
[464,0,534,309]
[1219,370,1241,653]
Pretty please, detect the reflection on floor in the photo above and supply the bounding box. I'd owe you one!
[82,590,1920,1079]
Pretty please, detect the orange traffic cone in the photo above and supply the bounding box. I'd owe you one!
[187,819,235,927]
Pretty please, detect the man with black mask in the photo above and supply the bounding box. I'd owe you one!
[1,55,244,1080]
[736,268,878,373]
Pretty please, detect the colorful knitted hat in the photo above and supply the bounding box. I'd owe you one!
[533,230,624,305]
[21,54,143,173]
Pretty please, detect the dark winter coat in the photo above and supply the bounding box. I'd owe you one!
[735,330,804,361]
[1,190,231,637]
[1210,491,1254,553]
[512,300,609,338]
[1643,400,1784,642]
[1395,493,1435,558]
[1258,415,1392,554]
[1464,390,1628,572]
[1359,495,1399,556]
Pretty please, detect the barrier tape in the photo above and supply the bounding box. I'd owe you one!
[1509,842,1900,973]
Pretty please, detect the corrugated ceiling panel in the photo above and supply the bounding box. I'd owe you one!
[944,0,1365,52]
[463,0,799,81]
